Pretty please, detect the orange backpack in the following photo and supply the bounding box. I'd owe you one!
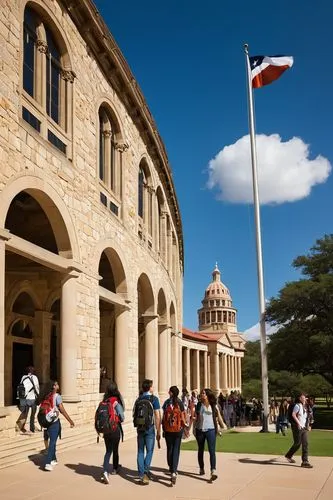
[163,401,184,433]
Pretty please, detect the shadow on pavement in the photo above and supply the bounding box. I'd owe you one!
[65,463,103,482]
[28,452,45,469]
[238,458,292,467]
[151,465,211,483]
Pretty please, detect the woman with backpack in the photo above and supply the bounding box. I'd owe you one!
[193,388,226,481]
[39,380,74,471]
[162,386,187,485]
[95,381,124,484]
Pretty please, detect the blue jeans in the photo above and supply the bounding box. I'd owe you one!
[103,428,121,473]
[196,429,216,471]
[137,426,155,478]
[45,420,61,465]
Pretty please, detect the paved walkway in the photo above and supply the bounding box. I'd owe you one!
[0,436,332,500]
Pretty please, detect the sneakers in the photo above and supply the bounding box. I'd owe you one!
[301,462,313,469]
[171,472,177,485]
[285,455,296,464]
[44,464,53,472]
[199,468,205,475]
[211,469,218,481]
[101,471,109,484]
[51,460,58,466]
[141,473,149,485]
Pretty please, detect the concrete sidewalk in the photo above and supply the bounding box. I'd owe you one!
[0,436,332,500]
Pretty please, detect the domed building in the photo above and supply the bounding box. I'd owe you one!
[182,265,245,394]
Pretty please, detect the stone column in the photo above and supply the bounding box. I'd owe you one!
[171,332,178,386]
[166,327,171,388]
[158,323,169,399]
[34,311,53,385]
[238,357,242,390]
[231,357,235,389]
[192,349,200,392]
[227,355,231,390]
[185,347,191,390]
[212,351,220,393]
[203,351,208,387]
[221,354,228,391]
[115,307,129,401]
[160,211,168,264]
[145,316,158,387]
[0,239,5,406]
[207,353,211,387]
[60,271,80,402]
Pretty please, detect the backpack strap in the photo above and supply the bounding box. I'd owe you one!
[28,376,39,398]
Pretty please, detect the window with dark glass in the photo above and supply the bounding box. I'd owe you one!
[99,116,105,181]
[138,168,144,217]
[45,28,61,124]
[23,7,38,97]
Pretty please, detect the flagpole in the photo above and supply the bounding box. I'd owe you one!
[244,43,269,433]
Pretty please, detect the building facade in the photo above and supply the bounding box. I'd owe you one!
[181,265,245,394]
[0,0,185,438]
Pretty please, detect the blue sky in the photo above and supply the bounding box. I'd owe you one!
[94,0,333,333]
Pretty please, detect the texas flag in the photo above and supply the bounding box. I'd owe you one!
[250,55,294,88]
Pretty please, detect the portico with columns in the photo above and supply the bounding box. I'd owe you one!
[181,265,245,395]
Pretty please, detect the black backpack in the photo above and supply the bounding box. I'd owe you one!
[16,376,33,400]
[133,395,154,432]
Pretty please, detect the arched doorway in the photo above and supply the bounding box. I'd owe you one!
[9,292,35,404]
[137,274,155,390]
[3,188,73,405]
[98,248,127,395]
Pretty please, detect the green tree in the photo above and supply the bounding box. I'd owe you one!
[266,235,333,385]
[242,340,261,381]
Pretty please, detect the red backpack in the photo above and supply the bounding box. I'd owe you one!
[95,397,120,434]
[163,401,184,433]
[37,393,58,428]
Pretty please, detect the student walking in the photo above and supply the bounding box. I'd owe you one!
[38,380,75,471]
[95,381,124,484]
[193,388,226,481]
[16,366,40,433]
[133,379,161,485]
[285,393,313,468]
[162,386,187,485]
[276,399,289,435]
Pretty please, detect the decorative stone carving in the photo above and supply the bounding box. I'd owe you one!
[115,141,129,153]
[36,39,48,54]
[61,69,76,83]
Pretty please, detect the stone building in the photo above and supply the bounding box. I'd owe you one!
[181,265,245,394]
[0,0,186,444]
[0,1,245,465]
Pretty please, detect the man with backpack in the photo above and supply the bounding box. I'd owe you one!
[16,366,40,433]
[285,393,313,468]
[133,379,161,485]
[162,386,187,485]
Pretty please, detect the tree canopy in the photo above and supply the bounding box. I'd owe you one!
[266,235,333,385]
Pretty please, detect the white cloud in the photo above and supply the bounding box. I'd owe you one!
[243,322,279,342]
[207,134,331,204]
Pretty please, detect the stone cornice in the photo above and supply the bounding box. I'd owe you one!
[60,0,184,268]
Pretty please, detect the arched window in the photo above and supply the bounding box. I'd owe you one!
[138,160,153,239]
[22,5,74,156]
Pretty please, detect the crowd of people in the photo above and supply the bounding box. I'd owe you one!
[15,366,315,485]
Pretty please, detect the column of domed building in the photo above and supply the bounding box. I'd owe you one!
[182,265,245,395]
[0,0,184,442]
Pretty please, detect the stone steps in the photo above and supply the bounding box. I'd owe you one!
[0,421,136,470]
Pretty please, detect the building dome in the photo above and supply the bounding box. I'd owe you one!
[205,264,231,299]
[198,264,237,333]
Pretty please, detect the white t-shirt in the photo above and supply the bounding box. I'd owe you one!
[198,404,215,431]
[21,374,39,401]
[293,403,307,428]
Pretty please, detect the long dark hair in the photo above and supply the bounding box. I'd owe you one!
[169,385,180,406]
[103,381,125,409]
[41,380,58,400]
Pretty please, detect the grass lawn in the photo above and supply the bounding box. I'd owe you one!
[182,430,333,457]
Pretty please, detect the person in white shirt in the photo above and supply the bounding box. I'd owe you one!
[285,393,313,468]
[16,366,40,433]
